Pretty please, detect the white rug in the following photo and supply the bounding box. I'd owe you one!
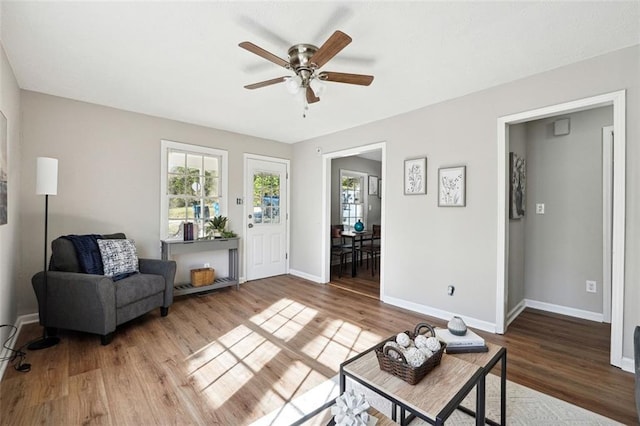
[252,374,622,425]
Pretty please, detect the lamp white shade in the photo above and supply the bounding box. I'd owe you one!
[36,157,58,195]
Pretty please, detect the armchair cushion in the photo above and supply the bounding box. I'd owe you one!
[51,232,126,273]
[98,239,139,278]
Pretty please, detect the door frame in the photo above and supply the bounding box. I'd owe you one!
[321,142,386,295]
[243,153,291,281]
[602,126,613,323]
[496,90,626,368]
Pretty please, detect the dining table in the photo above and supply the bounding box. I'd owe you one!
[341,230,373,277]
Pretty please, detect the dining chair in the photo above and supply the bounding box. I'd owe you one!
[357,224,381,276]
[331,226,352,278]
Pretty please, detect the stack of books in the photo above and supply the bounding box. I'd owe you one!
[435,327,488,354]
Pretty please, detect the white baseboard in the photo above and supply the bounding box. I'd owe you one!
[0,313,39,380]
[507,300,526,327]
[524,299,604,323]
[381,295,496,333]
[620,356,634,374]
[289,269,324,284]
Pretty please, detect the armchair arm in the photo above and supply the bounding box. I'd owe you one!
[138,258,176,307]
[32,271,116,335]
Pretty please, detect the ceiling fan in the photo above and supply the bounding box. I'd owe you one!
[239,30,374,114]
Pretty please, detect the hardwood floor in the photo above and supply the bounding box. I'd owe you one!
[329,261,380,299]
[1,275,635,425]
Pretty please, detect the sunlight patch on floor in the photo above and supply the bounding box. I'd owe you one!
[250,298,317,342]
[186,324,282,409]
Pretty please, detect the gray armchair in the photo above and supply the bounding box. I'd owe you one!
[32,233,176,345]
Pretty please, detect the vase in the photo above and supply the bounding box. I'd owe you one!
[447,316,467,336]
[354,220,364,232]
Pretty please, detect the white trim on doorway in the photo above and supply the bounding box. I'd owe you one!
[496,90,626,370]
[320,142,386,298]
[602,126,613,324]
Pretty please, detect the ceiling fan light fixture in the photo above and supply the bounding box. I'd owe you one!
[310,78,326,97]
[285,75,302,94]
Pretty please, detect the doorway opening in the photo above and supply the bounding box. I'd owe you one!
[321,142,386,300]
[496,90,626,369]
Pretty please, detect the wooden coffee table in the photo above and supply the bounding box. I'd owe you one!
[339,338,506,425]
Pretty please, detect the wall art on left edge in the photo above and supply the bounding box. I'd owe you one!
[0,111,7,225]
[509,152,526,219]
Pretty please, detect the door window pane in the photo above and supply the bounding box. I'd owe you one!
[253,172,280,225]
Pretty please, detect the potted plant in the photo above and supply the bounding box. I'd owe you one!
[206,215,228,238]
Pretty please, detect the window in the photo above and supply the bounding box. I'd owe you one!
[340,170,367,230]
[161,140,228,239]
[253,172,281,224]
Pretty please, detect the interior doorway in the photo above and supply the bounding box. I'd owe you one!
[321,142,386,299]
[496,91,626,369]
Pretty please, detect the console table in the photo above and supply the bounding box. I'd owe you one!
[161,238,239,296]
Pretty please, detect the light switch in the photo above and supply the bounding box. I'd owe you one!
[536,203,545,214]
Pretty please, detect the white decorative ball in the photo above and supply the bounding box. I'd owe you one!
[383,341,402,360]
[396,332,411,348]
[403,347,427,367]
[425,336,441,352]
[418,347,434,358]
[414,334,429,349]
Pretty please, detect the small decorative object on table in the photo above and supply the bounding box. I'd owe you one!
[375,323,446,385]
[447,315,467,336]
[354,219,364,232]
[331,390,373,426]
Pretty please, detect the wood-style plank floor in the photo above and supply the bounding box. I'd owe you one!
[1,275,636,425]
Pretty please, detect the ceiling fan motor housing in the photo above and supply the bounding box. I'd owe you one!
[288,44,319,84]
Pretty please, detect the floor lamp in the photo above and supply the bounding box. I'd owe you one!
[28,157,60,350]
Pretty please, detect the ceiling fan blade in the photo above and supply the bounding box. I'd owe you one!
[306,87,320,104]
[320,72,374,86]
[239,41,289,69]
[244,76,288,90]
[310,30,352,68]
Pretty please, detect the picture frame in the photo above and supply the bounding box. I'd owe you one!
[404,157,427,195]
[368,175,379,196]
[438,166,466,207]
[509,152,526,219]
[378,178,382,199]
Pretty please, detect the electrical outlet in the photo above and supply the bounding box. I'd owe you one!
[586,280,597,293]
[204,262,211,268]
[536,203,545,214]
[447,285,455,296]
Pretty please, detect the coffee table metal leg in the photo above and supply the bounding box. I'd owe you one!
[501,352,507,425]
[476,374,486,426]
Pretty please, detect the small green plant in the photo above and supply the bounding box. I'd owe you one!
[221,230,237,238]
[206,215,228,237]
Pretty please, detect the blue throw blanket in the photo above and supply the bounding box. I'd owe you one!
[62,234,104,275]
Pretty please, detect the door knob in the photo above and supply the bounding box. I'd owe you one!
[248,223,254,228]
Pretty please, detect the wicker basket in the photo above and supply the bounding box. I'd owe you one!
[190,268,215,287]
[374,323,446,385]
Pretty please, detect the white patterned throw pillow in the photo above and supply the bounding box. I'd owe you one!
[97,239,139,278]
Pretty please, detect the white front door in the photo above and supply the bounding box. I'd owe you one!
[245,156,288,280]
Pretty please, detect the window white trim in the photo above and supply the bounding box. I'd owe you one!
[160,140,228,240]
[339,169,369,230]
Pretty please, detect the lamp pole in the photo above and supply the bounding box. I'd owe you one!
[28,157,60,350]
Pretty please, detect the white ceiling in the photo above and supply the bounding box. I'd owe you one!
[2,1,638,144]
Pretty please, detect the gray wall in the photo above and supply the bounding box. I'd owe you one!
[290,45,639,359]
[523,107,611,313]
[18,91,292,315]
[0,43,22,344]
[507,123,527,313]
[331,156,382,229]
